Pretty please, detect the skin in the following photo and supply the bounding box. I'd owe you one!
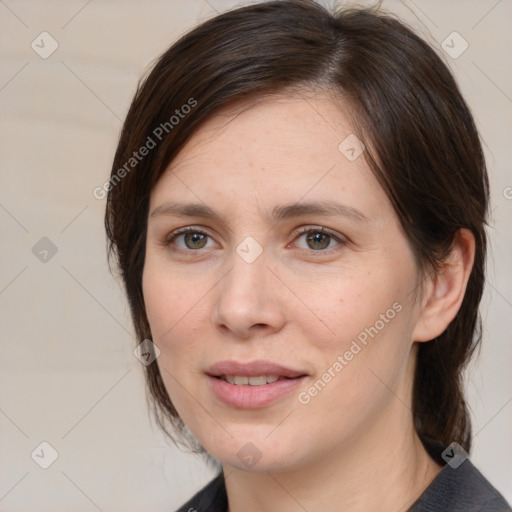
[142,90,475,512]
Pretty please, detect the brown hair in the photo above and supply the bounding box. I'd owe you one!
[105,0,488,456]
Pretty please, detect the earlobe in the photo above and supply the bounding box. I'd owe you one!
[412,229,476,342]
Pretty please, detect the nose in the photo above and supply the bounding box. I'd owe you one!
[211,245,286,340]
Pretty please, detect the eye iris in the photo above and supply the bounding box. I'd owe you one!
[184,232,207,249]
[306,231,330,250]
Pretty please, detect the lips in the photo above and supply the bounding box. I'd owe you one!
[206,360,308,380]
[206,360,309,408]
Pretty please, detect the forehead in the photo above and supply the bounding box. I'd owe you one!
[150,91,389,221]
[169,90,355,168]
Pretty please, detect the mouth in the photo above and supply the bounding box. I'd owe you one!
[212,374,302,386]
[206,359,308,381]
[206,360,307,385]
[205,360,309,408]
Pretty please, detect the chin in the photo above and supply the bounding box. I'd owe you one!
[203,433,303,474]
[222,451,300,474]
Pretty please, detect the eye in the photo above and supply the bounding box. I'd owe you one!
[292,226,345,252]
[164,227,215,251]
[163,225,346,254]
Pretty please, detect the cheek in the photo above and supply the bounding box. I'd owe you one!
[142,260,220,370]
[296,264,416,401]
[298,304,414,447]
[295,266,409,350]
[310,297,411,392]
[143,263,195,337]
[142,269,205,414]
[142,267,200,370]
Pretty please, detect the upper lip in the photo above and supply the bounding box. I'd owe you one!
[206,360,308,378]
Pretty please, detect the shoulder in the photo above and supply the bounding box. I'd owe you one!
[173,471,227,512]
[409,438,511,512]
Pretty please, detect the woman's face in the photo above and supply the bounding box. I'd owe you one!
[143,91,426,473]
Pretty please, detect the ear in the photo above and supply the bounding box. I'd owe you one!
[412,229,476,342]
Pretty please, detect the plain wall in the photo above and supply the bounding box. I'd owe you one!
[1,0,511,510]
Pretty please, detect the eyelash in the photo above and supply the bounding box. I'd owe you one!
[163,225,346,254]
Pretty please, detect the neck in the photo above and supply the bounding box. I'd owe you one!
[224,423,441,512]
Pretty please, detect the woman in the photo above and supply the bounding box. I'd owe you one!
[105,1,511,510]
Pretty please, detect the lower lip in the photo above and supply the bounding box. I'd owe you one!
[207,375,307,409]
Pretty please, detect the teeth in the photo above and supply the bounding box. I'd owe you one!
[223,375,280,386]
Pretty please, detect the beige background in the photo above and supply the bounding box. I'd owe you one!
[0,0,511,510]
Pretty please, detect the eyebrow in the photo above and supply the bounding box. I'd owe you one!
[149,200,370,224]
